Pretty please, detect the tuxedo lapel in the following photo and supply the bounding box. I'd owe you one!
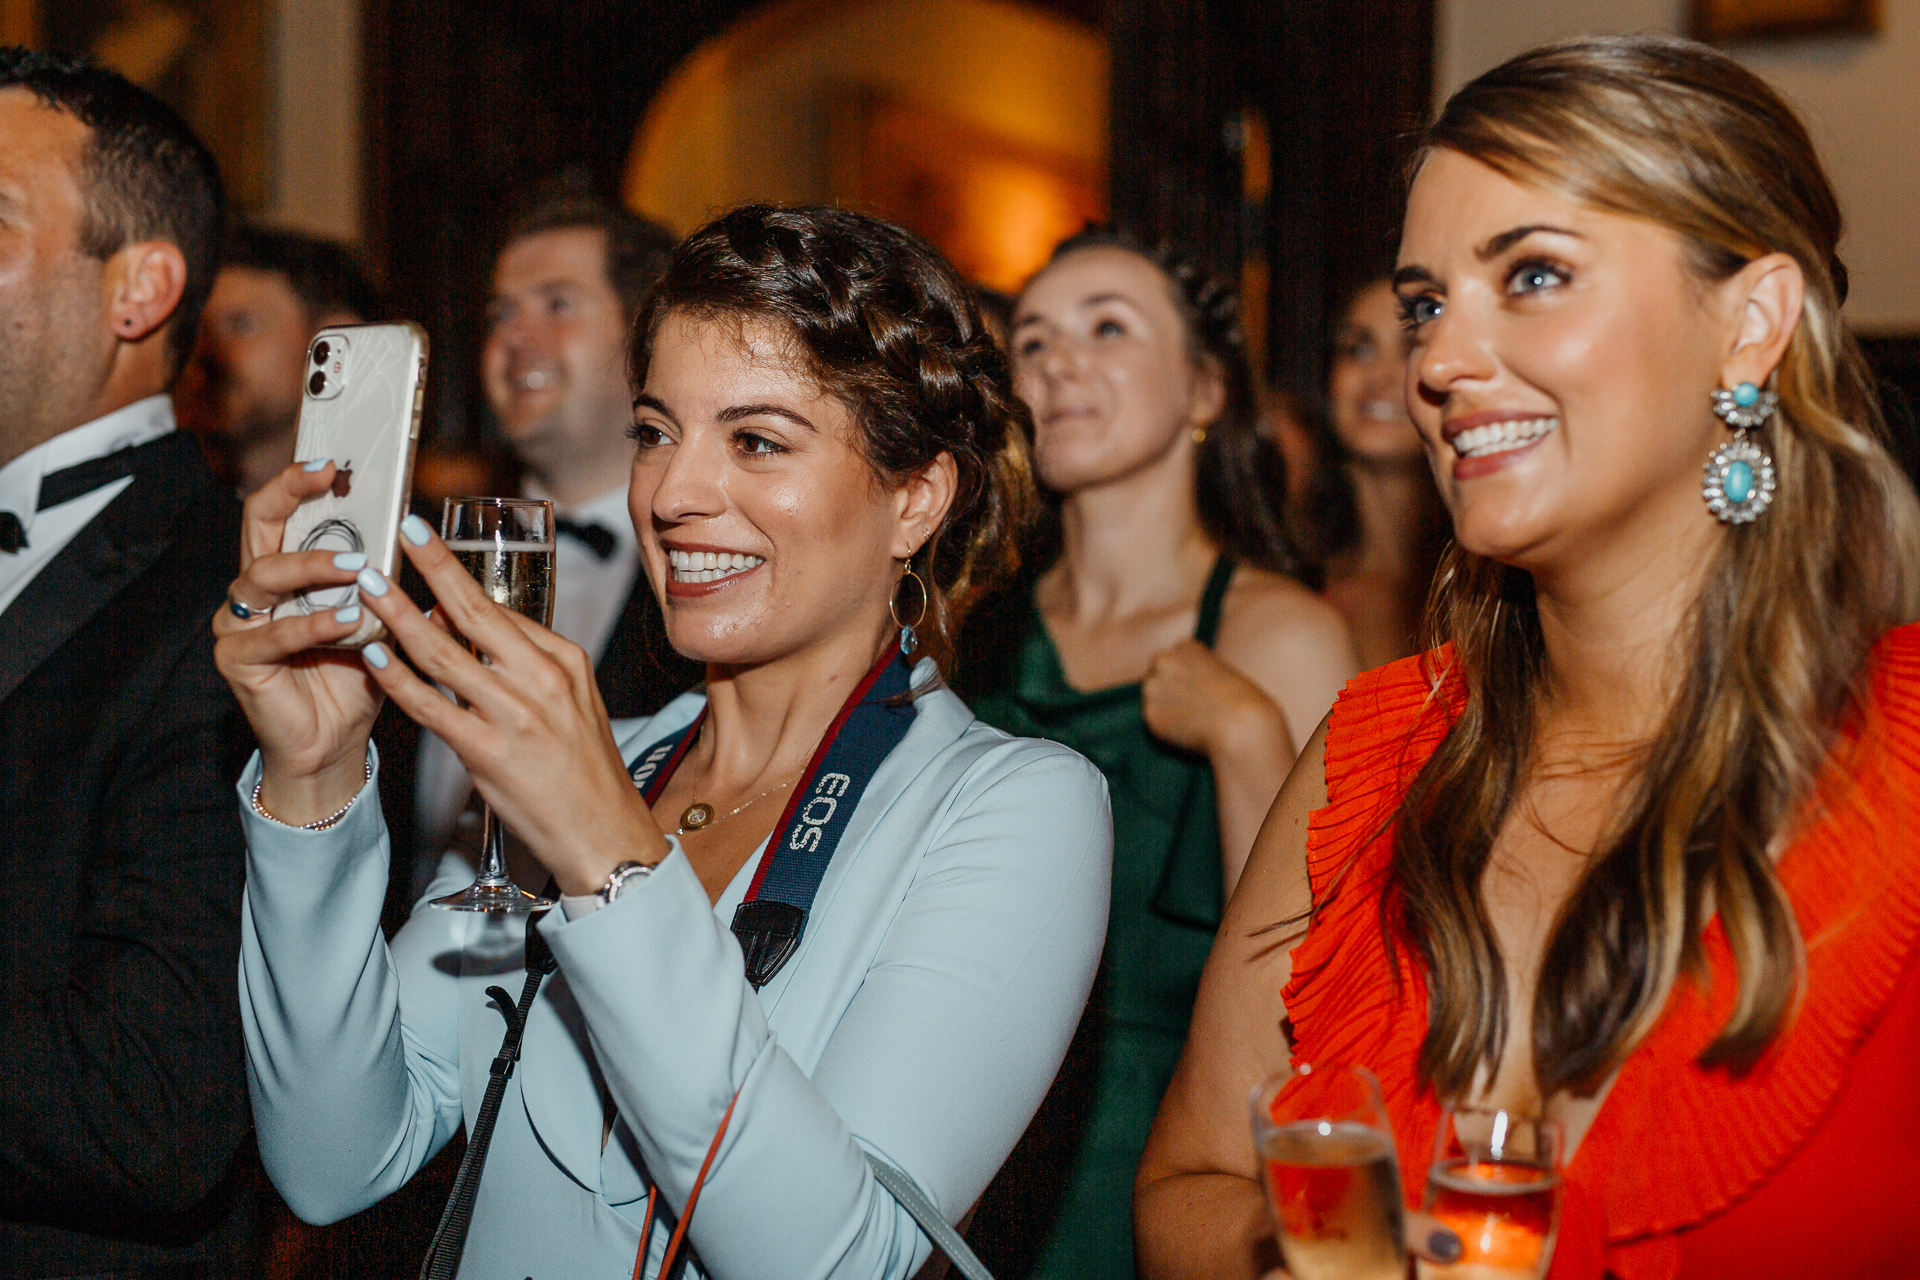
[0,433,213,706]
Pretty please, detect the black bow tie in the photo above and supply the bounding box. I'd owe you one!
[0,448,149,554]
[556,517,617,561]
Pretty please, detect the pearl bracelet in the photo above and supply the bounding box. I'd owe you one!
[252,753,375,831]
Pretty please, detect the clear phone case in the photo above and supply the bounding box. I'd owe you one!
[272,321,428,646]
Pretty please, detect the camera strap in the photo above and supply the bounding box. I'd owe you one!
[418,882,559,1280]
[627,640,917,987]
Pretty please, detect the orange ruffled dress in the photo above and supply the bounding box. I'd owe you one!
[1283,626,1920,1279]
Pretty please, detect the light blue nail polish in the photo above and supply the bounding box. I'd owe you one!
[303,457,332,472]
[332,551,368,571]
[363,641,390,669]
[334,605,362,624]
[356,567,389,597]
[401,513,433,546]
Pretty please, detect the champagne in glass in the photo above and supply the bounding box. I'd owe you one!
[444,539,554,628]
[1419,1106,1563,1280]
[1251,1064,1407,1280]
[429,497,556,914]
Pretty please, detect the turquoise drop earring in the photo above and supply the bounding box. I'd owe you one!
[1703,381,1778,524]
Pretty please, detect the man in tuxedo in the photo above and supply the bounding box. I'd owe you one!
[175,223,381,496]
[0,49,254,1277]
[397,185,700,881]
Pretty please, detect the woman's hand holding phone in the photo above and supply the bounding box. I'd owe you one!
[213,460,385,825]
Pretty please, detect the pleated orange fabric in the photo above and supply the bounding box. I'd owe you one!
[1283,626,1920,1279]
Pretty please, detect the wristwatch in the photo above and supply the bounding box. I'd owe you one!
[599,859,655,905]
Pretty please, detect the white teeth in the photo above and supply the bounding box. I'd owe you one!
[666,549,765,582]
[1451,416,1558,459]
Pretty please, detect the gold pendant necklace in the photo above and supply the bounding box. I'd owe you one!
[675,774,797,837]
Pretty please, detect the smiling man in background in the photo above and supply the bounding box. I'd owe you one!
[401,184,700,872]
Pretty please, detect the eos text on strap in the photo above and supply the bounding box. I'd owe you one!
[627,641,917,987]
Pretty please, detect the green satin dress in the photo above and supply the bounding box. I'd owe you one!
[967,556,1235,1279]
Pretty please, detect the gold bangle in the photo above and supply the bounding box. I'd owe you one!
[252,753,374,831]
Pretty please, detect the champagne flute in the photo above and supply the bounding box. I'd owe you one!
[429,496,557,914]
[1250,1063,1407,1280]
[1419,1105,1563,1280]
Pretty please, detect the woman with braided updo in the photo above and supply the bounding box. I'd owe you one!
[217,205,1110,1278]
[963,229,1356,1279]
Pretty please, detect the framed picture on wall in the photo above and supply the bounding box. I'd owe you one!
[35,0,270,209]
[1693,0,1879,41]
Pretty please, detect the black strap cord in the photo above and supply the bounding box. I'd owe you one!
[419,883,559,1280]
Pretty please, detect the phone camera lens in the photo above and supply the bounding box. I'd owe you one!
[312,340,330,366]
[309,371,326,396]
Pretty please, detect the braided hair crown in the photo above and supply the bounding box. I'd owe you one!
[1037,226,1305,581]
[632,205,1039,670]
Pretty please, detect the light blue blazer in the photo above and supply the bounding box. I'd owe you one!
[237,667,1111,1279]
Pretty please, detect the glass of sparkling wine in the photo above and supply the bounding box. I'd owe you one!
[1250,1063,1407,1280]
[1418,1106,1563,1280]
[429,496,557,914]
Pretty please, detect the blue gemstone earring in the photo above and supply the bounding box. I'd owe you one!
[891,558,928,657]
[1704,381,1778,524]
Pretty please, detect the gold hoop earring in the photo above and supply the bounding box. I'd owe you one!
[890,560,929,657]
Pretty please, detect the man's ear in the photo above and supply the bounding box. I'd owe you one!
[1720,252,1804,391]
[104,240,189,345]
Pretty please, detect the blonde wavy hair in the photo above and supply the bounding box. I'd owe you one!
[1391,34,1920,1099]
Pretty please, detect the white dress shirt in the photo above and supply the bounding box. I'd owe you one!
[0,395,177,617]
[414,481,644,856]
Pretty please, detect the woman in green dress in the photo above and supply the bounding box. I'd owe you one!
[963,229,1358,1277]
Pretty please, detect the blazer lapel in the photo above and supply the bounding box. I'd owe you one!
[0,434,212,707]
[521,671,978,1203]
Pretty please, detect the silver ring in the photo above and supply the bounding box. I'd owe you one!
[227,590,267,621]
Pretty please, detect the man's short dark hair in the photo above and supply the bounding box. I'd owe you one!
[0,47,225,381]
[223,222,383,322]
[503,178,677,319]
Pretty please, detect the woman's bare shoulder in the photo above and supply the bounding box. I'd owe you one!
[1219,566,1350,648]
[1215,566,1359,693]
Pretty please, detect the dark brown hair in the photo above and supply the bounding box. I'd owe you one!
[1040,226,1307,580]
[2,46,225,379]
[1389,34,1920,1100]
[505,176,678,321]
[223,221,384,322]
[631,205,1039,671]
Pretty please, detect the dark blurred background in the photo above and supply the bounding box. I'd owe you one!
[15,0,1916,466]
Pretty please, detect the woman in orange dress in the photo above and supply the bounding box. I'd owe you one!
[1134,34,1920,1280]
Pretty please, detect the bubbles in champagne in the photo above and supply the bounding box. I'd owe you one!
[445,539,555,628]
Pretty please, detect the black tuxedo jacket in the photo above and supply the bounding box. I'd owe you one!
[373,544,701,930]
[0,433,254,1278]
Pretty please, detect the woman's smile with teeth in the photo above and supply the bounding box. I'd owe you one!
[668,548,765,583]
[1452,416,1558,458]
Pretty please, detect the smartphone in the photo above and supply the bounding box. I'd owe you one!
[273,321,429,647]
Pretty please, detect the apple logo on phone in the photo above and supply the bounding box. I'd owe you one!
[332,461,353,498]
